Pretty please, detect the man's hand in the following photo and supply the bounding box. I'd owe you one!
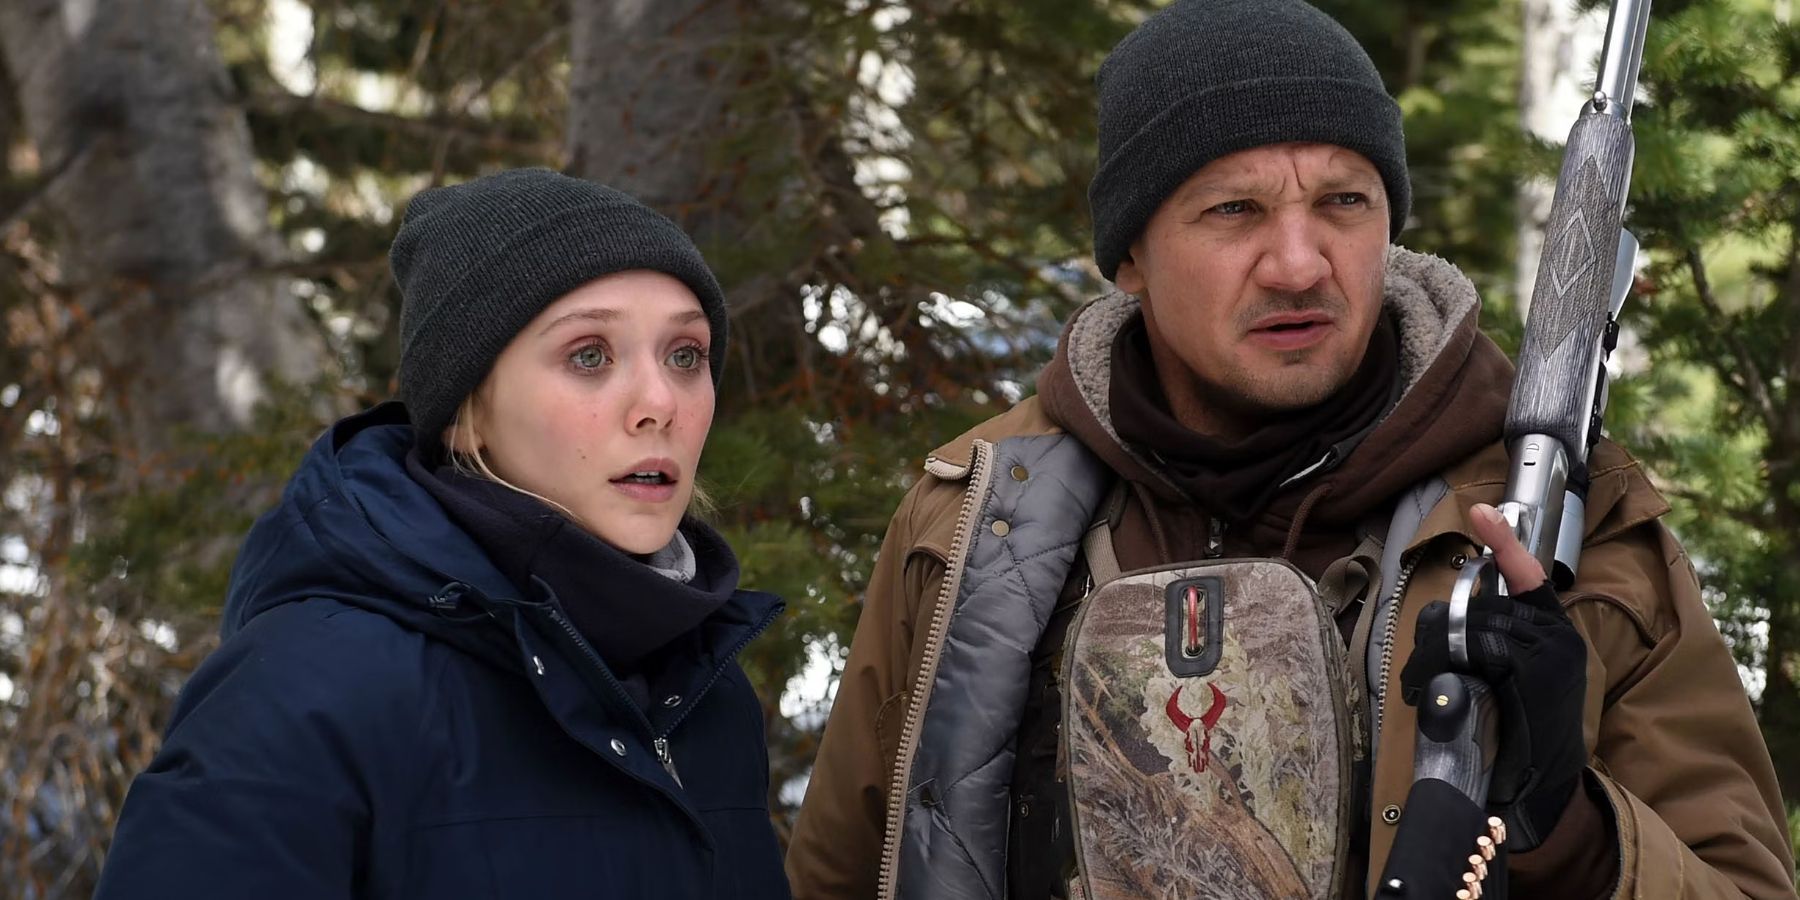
[1399,503,1589,851]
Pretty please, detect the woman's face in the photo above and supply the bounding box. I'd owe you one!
[459,270,716,554]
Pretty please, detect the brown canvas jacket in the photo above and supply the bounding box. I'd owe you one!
[786,249,1795,899]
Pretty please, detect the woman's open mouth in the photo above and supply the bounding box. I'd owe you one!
[610,460,681,503]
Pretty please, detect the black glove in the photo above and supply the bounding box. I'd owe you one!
[1400,580,1588,850]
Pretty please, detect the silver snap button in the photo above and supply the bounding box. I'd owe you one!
[992,520,1011,537]
[663,694,682,708]
[532,656,545,676]
[1381,803,1402,825]
[610,738,627,757]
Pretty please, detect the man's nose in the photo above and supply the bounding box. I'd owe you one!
[1249,210,1331,293]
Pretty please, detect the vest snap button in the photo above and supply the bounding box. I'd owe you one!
[1011,465,1029,481]
[1382,803,1402,825]
[610,739,628,757]
[992,520,1011,537]
[663,694,682,708]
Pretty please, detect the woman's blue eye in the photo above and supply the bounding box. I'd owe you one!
[669,346,705,370]
[572,345,608,370]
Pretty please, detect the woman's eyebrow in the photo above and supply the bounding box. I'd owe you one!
[539,308,620,336]
[538,307,706,336]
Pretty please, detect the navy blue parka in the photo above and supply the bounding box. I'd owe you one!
[93,404,790,899]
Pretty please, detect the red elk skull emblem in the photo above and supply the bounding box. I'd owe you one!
[1165,682,1228,774]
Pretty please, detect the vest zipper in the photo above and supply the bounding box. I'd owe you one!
[1374,551,1422,742]
[1207,517,1226,558]
[878,440,997,900]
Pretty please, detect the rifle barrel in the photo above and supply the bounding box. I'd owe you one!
[1596,0,1653,119]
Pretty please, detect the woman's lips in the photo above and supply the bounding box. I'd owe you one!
[611,480,680,503]
[609,457,681,503]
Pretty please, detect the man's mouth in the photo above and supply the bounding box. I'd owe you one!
[1247,312,1334,350]
[1249,311,1330,331]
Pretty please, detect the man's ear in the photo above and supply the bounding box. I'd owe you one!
[1114,248,1147,295]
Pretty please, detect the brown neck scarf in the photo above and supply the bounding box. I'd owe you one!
[1110,311,1401,526]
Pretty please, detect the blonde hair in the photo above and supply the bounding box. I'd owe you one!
[444,395,714,523]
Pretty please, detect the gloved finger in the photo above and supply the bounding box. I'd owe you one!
[1469,502,1547,593]
[1410,600,1461,669]
[1400,602,1452,704]
[1486,688,1535,805]
[1473,629,1520,679]
[1415,598,1450,635]
[1413,607,1517,686]
[1468,586,1518,619]
[1506,581,1567,620]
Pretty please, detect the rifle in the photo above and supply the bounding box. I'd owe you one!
[1375,1,1652,896]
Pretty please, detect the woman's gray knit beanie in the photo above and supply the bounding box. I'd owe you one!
[389,169,728,450]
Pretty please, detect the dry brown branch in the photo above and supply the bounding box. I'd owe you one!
[247,90,560,159]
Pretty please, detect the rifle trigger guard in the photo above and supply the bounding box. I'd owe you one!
[1447,556,1494,670]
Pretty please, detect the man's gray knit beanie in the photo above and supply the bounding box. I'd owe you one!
[390,168,728,450]
[1089,0,1411,281]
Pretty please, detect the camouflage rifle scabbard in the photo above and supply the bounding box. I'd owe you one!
[1063,560,1358,900]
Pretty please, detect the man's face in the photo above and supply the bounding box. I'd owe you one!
[1114,142,1391,432]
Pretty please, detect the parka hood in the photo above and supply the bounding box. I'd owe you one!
[221,403,524,667]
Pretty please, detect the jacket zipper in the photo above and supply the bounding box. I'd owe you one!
[1373,551,1422,742]
[877,440,997,900]
[654,738,682,787]
[544,601,778,792]
[1207,517,1226,558]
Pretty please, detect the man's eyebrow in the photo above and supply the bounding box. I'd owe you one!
[1312,172,1383,193]
[538,308,620,335]
[1170,169,1381,207]
[1172,174,1283,206]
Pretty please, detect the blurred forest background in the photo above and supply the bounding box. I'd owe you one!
[2,0,1798,895]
